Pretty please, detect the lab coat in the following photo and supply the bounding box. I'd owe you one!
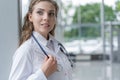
[9,31,72,80]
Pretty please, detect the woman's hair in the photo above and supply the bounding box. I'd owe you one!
[19,0,59,46]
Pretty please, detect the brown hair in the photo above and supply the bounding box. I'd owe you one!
[19,0,59,46]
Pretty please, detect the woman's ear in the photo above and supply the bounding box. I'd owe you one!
[28,13,33,22]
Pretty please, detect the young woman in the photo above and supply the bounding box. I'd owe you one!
[9,0,72,80]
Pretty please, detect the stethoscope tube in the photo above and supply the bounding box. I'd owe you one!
[32,33,49,58]
[32,33,74,67]
[58,43,67,55]
[32,33,66,58]
[58,43,74,67]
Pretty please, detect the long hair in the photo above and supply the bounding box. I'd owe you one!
[19,0,59,46]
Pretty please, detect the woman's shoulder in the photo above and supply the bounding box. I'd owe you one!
[49,34,60,44]
[13,38,34,59]
[53,38,61,44]
[19,38,34,50]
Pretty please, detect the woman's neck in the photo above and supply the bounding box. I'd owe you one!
[34,30,49,40]
[39,32,49,40]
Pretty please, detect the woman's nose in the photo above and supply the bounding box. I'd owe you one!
[43,13,49,21]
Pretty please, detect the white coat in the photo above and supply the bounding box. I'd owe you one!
[9,31,72,80]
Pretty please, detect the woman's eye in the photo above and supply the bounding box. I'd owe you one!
[37,11,43,15]
[49,12,55,16]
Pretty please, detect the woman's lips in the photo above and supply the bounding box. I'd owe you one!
[41,23,50,27]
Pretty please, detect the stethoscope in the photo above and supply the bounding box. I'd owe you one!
[32,33,73,71]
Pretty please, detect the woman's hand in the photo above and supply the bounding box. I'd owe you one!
[41,55,57,78]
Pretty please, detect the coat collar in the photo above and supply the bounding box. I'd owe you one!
[32,31,55,47]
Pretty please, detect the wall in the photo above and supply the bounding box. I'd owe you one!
[0,0,18,80]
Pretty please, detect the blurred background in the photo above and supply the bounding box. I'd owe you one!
[0,0,120,80]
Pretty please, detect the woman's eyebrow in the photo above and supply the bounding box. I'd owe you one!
[36,8,55,12]
[36,8,44,11]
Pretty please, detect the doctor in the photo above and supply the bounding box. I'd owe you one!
[9,0,72,80]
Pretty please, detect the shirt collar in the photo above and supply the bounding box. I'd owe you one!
[32,31,54,46]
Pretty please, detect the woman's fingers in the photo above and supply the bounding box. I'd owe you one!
[44,55,48,62]
[47,55,57,64]
[41,55,57,77]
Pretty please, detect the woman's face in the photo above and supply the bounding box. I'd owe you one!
[29,1,56,38]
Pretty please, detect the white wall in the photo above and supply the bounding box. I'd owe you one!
[0,0,18,80]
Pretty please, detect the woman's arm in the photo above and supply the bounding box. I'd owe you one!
[9,45,48,80]
[9,46,57,80]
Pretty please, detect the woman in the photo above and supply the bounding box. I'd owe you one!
[9,0,72,80]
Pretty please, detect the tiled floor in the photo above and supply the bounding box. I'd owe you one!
[72,61,120,80]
